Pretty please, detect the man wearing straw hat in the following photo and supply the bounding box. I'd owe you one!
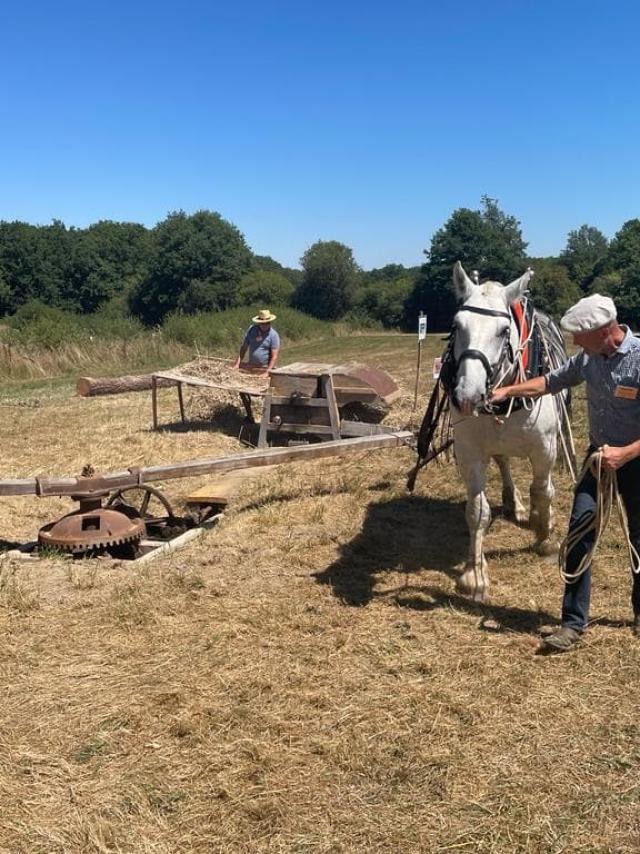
[233,308,281,373]
[490,294,640,653]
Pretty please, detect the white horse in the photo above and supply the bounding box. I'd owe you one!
[448,261,563,602]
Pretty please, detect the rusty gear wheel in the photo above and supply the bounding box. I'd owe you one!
[38,506,145,554]
[106,485,177,521]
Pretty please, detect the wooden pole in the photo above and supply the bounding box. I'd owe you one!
[413,312,427,411]
[151,375,158,430]
[0,431,413,498]
[177,382,185,423]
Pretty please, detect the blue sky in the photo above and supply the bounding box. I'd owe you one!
[1,0,639,269]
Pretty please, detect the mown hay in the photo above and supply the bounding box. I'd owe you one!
[1,333,640,853]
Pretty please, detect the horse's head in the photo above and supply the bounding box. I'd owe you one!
[449,261,533,415]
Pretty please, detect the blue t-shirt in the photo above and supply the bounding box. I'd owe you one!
[244,325,280,367]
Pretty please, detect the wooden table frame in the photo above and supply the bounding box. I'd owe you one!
[150,370,266,430]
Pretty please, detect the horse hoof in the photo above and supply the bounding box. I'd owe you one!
[535,540,558,558]
[456,574,489,603]
[504,504,528,525]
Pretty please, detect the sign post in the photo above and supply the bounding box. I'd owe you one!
[413,312,427,411]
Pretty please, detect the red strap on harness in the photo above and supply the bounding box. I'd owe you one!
[511,300,529,373]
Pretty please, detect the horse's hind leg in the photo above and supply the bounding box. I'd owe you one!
[493,455,527,524]
[529,447,557,556]
[457,459,491,602]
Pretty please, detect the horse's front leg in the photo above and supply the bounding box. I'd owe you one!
[493,455,527,524]
[457,460,491,602]
[529,447,557,557]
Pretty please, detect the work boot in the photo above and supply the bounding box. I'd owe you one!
[537,626,581,655]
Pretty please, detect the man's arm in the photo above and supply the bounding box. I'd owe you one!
[489,375,548,404]
[267,348,279,372]
[233,341,249,369]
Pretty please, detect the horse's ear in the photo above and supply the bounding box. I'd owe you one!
[503,267,534,305]
[452,261,475,302]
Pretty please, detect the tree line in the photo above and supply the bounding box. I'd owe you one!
[0,200,639,333]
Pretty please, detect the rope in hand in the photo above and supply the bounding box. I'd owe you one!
[558,448,640,583]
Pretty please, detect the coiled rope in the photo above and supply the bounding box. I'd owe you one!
[558,448,640,583]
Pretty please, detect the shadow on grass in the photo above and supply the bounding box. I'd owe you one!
[391,585,556,634]
[315,494,467,604]
[240,479,392,514]
[314,494,556,634]
[0,539,25,552]
[150,404,248,439]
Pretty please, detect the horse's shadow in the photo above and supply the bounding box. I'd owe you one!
[315,495,466,608]
[314,494,556,634]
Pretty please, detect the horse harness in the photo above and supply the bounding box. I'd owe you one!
[440,298,542,415]
[408,297,573,492]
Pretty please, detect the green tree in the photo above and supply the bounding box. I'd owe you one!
[589,268,640,328]
[236,270,295,306]
[295,240,358,319]
[0,265,11,315]
[254,255,303,288]
[129,210,252,324]
[560,224,608,289]
[601,219,640,273]
[0,220,69,312]
[405,197,528,331]
[353,265,418,328]
[354,276,414,328]
[527,260,582,319]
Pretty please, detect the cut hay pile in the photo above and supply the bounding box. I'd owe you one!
[168,357,270,422]
[178,357,271,393]
[1,333,640,852]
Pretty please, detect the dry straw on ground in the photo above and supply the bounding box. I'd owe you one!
[1,333,640,853]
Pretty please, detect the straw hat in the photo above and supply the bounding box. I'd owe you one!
[252,309,277,323]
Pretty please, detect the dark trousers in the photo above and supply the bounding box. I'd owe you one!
[562,450,640,631]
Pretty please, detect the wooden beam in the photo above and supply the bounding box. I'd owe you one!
[177,382,185,422]
[151,375,158,430]
[76,373,175,397]
[0,432,413,498]
[321,374,341,441]
[269,396,329,407]
[257,390,272,448]
[153,370,266,396]
[339,420,397,438]
[265,423,336,435]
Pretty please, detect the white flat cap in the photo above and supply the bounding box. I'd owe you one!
[560,294,617,333]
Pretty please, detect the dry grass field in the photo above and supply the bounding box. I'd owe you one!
[1,332,640,853]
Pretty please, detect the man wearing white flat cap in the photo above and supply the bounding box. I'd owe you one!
[233,308,281,373]
[490,294,640,653]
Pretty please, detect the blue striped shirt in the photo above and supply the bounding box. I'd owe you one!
[547,327,640,447]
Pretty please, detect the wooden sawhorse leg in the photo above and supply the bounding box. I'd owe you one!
[239,392,255,423]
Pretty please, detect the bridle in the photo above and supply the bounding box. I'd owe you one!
[447,304,514,401]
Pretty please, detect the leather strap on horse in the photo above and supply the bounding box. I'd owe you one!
[406,378,453,492]
[510,299,530,373]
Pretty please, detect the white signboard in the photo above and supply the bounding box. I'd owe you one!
[418,314,427,340]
